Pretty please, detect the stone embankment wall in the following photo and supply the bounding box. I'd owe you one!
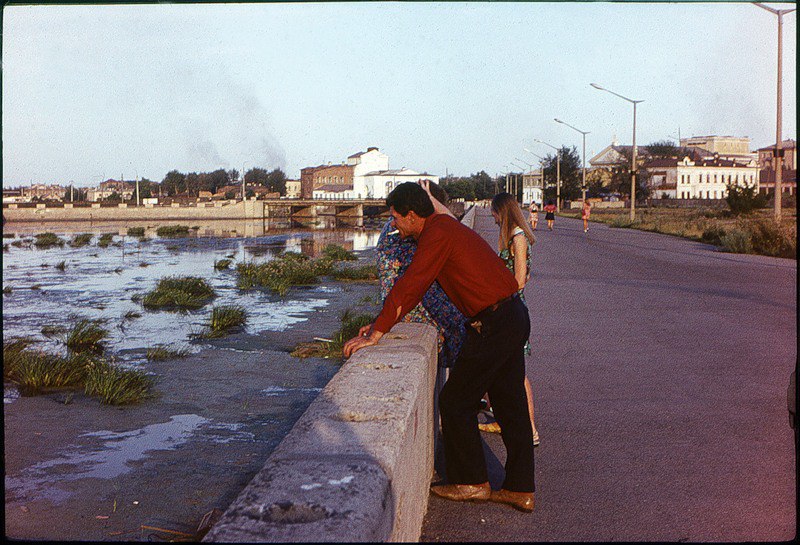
[203,323,439,542]
[204,204,476,543]
[2,200,263,222]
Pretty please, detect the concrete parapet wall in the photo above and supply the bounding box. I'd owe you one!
[2,201,254,222]
[203,322,439,543]
[461,204,477,229]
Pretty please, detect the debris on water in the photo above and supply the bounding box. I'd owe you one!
[196,508,224,538]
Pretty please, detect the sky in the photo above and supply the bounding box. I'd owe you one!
[2,1,797,187]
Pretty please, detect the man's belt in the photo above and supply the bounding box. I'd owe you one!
[469,293,519,333]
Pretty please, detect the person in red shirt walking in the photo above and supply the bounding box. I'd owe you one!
[344,183,535,512]
[543,200,557,230]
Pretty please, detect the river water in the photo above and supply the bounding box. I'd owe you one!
[2,218,383,399]
[4,217,388,540]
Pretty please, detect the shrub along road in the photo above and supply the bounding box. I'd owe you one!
[421,208,796,541]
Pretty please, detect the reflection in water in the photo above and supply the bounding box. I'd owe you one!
[3,216,386,239]
[4,415,210,504]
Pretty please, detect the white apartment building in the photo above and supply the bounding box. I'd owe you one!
[648,155,760,200]
[310,148,438,199]
[521,171,544,206]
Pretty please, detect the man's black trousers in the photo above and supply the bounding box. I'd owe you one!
[439,295,535,492]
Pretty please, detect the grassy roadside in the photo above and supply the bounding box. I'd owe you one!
[559,207,797,259]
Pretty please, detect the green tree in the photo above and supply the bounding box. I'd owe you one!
[726,182,768,215]
[62,187,88,202]
[161,170,186,196]
[440,171,497,201]
[645,140,680,158]
[541,146,582,202]
[607,146,651,201]
[245,167,286,195]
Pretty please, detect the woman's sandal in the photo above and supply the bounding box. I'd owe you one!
[478,422,502,434]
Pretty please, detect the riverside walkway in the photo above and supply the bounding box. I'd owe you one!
[421,208,796,542]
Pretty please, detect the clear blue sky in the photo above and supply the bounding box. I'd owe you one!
[2,2,796,187]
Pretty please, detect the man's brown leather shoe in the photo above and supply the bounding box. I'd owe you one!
[430,482,491,502]
[488,489,535,512]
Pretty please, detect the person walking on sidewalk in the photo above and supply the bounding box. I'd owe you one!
[343,182,536,513]
[478,193,539,447]
[528,201,539,230]
[543,200,556,230]
[582,199,592,233]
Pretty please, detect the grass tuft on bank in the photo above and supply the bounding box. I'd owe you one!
[142,276,216,311]
[3,339,154,404]
[146,345,191,361]
[34,232,64,249]
[291,309,375,359]
[156,225,191,237]
[70,233,94,247]
[196,305,247,338]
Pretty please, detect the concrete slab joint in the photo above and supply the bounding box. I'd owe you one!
[204,322,439,543]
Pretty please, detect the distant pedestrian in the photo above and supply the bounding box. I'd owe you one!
[543,201,556,230]
[528,202,539,231]
[581,199,591,233]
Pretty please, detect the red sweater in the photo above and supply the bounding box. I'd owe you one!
[373,213,519,333]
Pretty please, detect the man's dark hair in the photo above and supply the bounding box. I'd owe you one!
[386,182,435,217]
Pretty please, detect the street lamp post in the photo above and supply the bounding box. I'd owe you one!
[529,139,561,211]
[134,170,140,207]
[754,3,795,220]
[554,118,590,204]
[590,83,643,221]
[512,160,531,201]
[241,162,249,201]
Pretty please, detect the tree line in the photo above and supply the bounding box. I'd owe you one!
[57,167,288,202]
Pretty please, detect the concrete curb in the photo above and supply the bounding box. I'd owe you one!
[461,204,477,230]
[204,322,439,542]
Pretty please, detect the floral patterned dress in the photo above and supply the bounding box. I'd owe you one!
[499,226,532,355]
[376,219,466,368]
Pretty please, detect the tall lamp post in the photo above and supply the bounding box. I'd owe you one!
[590,83,643,220]
[241,162,249,201]
[504,164,513,194]
[754,3,795,220]
[512,160,531,201]
[554,118,590,204]
[529,139,561,210]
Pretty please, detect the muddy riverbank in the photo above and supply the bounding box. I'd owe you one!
[4,236,382,540]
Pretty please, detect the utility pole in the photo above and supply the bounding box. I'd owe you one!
[754,3,795,220]
[241,163,246,201]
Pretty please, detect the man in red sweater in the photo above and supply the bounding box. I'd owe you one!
[343,183,535,512]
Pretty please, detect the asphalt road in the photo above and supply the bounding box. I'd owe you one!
[420,208,797,542]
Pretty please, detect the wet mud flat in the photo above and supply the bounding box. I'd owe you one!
[4,281,381,541]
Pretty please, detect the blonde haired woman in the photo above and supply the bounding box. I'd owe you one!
[480,192,540,445]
